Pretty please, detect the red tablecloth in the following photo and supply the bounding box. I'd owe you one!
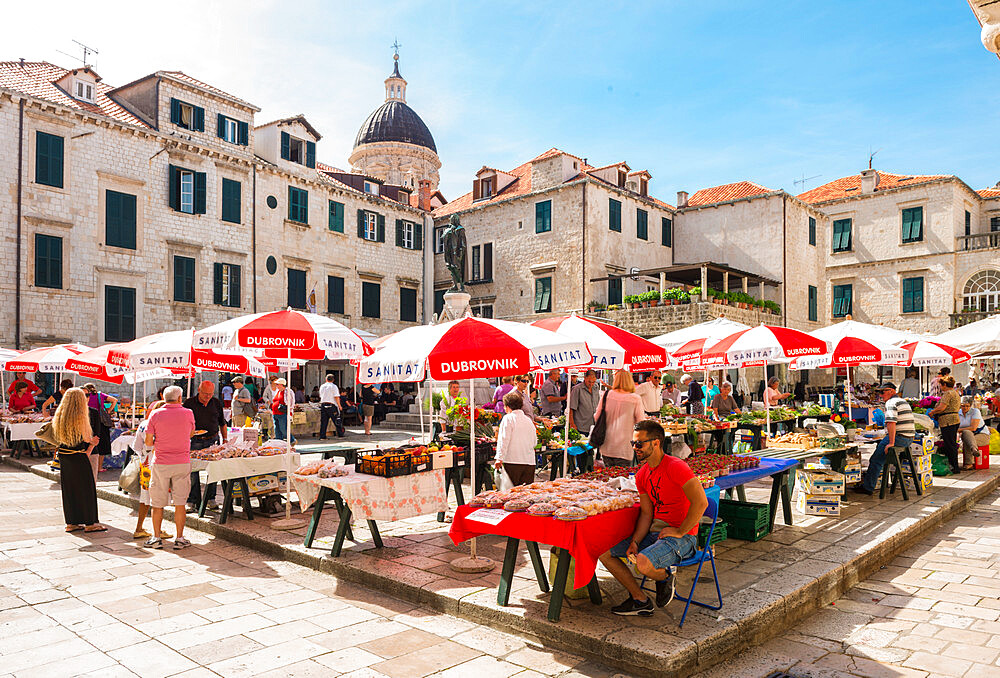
[450,504,640,588]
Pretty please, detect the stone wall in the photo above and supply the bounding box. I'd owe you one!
[592,301,781,338]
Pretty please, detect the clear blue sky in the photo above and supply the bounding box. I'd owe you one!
[7,1,997,201]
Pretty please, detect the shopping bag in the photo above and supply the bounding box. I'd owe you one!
[498,467,514,492]
[990,427,1000,455]
[931,453,953,476]
[119,456,141,495]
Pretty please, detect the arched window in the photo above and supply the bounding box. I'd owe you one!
[963,269,1000,312]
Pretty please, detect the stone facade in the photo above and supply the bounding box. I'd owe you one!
[0,62,429,352]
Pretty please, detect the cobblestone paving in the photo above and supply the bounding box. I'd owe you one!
[0,466,626,678]
[698,488,1000,678]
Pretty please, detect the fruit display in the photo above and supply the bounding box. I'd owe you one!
[469,477,638,519]
[685,453,760,478]
[768,432,817,449]
[804,404,832,417]
[2,411,51,424]
[294,460,350,478]
[356,445,432,477]
[577,466,640,481]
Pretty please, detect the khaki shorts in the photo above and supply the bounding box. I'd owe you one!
[148,462,191,509]
[363,405,375,417]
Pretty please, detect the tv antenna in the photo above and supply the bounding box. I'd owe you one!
[793,173,821,190]
[868,147,881,169]
[56,40,99,67]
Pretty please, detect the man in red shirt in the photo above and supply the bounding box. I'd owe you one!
[599,419,708,615]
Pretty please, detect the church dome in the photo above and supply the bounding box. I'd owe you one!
[353,100,437,153]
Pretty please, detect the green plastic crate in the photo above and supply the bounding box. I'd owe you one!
[698,520,727,548]
[726,519,770,542]
[719,499,769,526]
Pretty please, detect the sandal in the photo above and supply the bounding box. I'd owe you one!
[84,524,108,532]
[65,525,83,533]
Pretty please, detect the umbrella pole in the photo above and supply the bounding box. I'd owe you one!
[765,360,770,440]
[563,369,569,478]
[273,348,305,530]
[417,381,426,444]
[451,378,494,573]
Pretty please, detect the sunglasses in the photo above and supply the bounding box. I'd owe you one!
[630,439,652,449]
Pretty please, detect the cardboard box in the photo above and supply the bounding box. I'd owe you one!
[901,454,932,474]
[843,470,862,484]
[796,493,842,516]
[795,469,846,496]
[903,470,933,492]
[432,450,453,469]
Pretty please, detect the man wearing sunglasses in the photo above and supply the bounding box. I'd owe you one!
[635,372,664,417]
[599,420,708,615]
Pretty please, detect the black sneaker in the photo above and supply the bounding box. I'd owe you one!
[851,486,873,496]
[611,596,654,616]
[656,568,676,607]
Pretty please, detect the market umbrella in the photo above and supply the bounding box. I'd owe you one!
[358,316,591,571]
[935,315,1000,357]
[531,312,669,475]
[195,310,370,529]
[811,319,916,347]
[5,344,90,373]
[0,349,22,398]
[895,340,972,367]
[702,325,828,433]
[65,344,127,384]
[791,336,909,417]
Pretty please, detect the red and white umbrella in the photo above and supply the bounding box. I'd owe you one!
[896,340,972,367]
[530,313,667,370]
[194,310,370,529]
[5,344,90,373]
[652,317,752,360]
[702,325,828,432]
[358,316,590,383]
[194,310,370,360]
[792,336,908,371]
[65,344,128,384]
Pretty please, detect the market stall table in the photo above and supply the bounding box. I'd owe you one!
[2,421,48,458]
[298,443,363,463]
[293,468,447,556]
[450,503,641,622]
[714,456,799,529]
[192,453,300,524]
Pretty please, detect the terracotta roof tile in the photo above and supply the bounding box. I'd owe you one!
[315,161,346,173]
[978,187,1000,199]
[159,71,258,109]
[686,181,773,207]
[797,172,949,204]
[0,61,148,127]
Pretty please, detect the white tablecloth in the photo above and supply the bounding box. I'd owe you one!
[3,422,46,442]
[291,469,447,522]
[191,453,301,483]
[111,435,136,456]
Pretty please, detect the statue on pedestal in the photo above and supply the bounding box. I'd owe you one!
[442,215,467,293]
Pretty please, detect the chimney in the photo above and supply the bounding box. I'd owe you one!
[676,191,689,208]
[860,168,879,195]
[418,179,432,212]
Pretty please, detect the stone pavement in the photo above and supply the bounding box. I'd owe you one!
[698,486,1000,678]
[0,466,624,678]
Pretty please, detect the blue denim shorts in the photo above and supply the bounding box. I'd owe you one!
[609,531,698,570]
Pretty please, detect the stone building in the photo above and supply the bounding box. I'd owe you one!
[0,60,433,363]
[797,169,1000,333]
[348,54,442,193]
[431,148,676,319]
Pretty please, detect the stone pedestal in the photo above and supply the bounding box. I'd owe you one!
[440,291,471,322]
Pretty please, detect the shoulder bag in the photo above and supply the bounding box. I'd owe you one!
[97,393,114,428]
[588,389,612,449]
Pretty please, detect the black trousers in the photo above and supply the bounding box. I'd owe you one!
[940,423,960,472]
[319,404,342,438]
[59,452,98,526]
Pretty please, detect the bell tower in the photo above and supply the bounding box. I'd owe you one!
[385,42,407,103]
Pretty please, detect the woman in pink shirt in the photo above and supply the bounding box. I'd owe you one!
[594,370,645,467]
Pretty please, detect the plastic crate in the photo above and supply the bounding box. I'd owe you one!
[726,519,770,542]
[698,520,727,549]
[356,451,413,477]
[719,499,770,541]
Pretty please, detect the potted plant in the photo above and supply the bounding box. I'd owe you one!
[689,286,702,302]
[624,294,639,310]
[644,290,660,307]
[607,304,619,311]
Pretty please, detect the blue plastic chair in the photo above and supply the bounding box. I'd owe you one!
[638,491,723,627]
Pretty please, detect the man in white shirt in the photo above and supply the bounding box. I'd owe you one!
[318,374,343,440]
[636,372,664,417]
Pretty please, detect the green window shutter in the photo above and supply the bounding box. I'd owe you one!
[106,286,137,342]
[414,222,423,250]
[288,187,296,221]
[192,106,205,132]
[213,263,224,304]
[280,132,290,160]
[902,207,923,242]
[221,178,241,224]
[608,278,622,306]
[901,209,912,241]
[636,209,648,240]
[362,281,381,318]
[609,199,621,232]
[193,172,206,214]
[395,219,403,247]
[832,219,852,251]
[808,285,817,321]
[35,234,62,289]
[844,286,852,315]
[106,190,136,249]
[808,217,816,246]
[35,131,64,188]
[300,189,308,224]
[168,165,180,211]
[483,242,492,279]
[377,214,385,242]
[230,265,241,308]
[357,209,365,238]
[535,201,551,233]
[661,217,672,247]
[287,269,306,309]
[170,98,181,125]
[174,256,195,303]
[400,288,417,322]
[122,193,137,248]
[534,279,544,311]
[328,201,344,232]
[328,275,344,315]
[216,114,226,139]
[237,121,249,146]
[534,277,552,312]
[305,141,316,169]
